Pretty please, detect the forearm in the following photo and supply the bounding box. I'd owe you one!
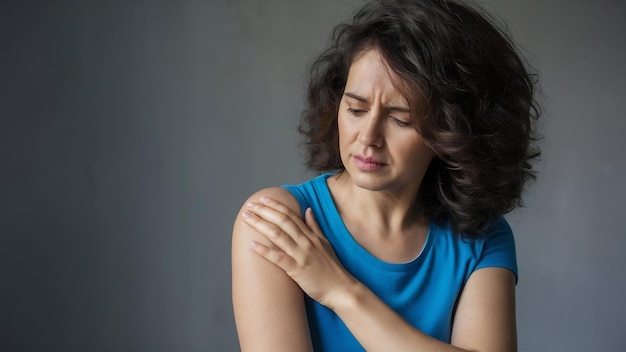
[331,281,470,352]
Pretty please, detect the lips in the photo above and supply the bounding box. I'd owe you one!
[353,155,386,171]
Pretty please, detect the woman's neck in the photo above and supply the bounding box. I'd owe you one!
[326,171,429,263]
[327,171,427,238]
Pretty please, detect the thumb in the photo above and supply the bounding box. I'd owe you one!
[304,207,323,235]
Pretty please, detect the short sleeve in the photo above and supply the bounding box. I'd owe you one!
[281,184,309,218]
[475,217,518,283]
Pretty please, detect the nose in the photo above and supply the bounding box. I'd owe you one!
[358,114,384,147]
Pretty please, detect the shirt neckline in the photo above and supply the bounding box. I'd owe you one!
[315,173,434,272]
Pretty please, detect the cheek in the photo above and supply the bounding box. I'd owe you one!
[337,112,360,136]
[395,139,434,165]
[336,114,347,153]
[410,143,435,167]
[337,114,350,145]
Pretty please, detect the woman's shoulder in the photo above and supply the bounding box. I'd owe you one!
[431,217,515,255]
[234,173,336,233]
[241,186,303,216]
[282,173,334,190]
[435,217,513,240]
[231,186,304,271]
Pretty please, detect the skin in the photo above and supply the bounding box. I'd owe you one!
[232,48,517,351]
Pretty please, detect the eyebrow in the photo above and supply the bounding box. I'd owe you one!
[343,92,411,113]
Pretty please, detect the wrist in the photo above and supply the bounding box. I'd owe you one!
[326,278,365,312]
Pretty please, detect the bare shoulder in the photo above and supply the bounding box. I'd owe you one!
[243,186,302,216]
[232,186,302,270]
[233,187,302,240]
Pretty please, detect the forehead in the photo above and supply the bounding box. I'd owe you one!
[345,49,409,106]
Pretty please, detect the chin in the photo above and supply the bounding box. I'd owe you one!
[347,168,393,191]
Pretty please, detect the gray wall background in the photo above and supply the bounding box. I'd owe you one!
[2,0,625,351]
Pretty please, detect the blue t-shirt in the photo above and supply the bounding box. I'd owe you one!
[283,173,518,351]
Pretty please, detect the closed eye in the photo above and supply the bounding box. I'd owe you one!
[347,107,366,116]
[391,116,412,128]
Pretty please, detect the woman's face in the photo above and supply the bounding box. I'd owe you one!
[337,48,435,196]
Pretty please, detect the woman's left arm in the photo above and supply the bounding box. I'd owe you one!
[242,197,517,352]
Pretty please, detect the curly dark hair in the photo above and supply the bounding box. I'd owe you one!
[299,0,541,236]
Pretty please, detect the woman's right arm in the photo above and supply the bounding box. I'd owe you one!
[232,187,313,351]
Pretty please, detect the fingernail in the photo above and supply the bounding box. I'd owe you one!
[250,241,258,248]
[242,211,250,219]
[246,202,254,208]
[260,196,270,203]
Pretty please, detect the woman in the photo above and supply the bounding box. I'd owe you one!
[232,0,539,350]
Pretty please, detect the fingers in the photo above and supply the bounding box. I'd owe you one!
[244,197,310,240]
[250,241,297,272]
[242,197,326,260]
[257,196,310,234]
[242,209,298,252]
